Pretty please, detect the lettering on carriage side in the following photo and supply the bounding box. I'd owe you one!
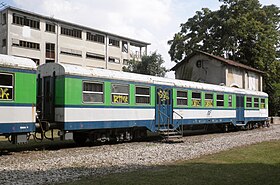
[0,88,10,99]
[158,90,169,101]
[192,99,201,107]
[205,100,213,107]
[207,110,212,116]
[113,95,128,103]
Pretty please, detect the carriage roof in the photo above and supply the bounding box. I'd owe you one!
[0,54,37,70]
[38,63,268,97]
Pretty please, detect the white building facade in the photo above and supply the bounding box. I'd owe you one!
[0,7,149,70]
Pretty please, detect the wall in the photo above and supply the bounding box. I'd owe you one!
[1,8,148,71]
[175,54,226,85]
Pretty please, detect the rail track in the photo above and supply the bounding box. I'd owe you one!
[0,125,279,185]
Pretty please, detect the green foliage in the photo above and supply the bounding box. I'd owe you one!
[168,0,280,115]
[123,51,167,77]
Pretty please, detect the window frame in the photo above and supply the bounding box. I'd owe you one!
[216,94,224,107]
[260,98,266,109]
[177,90,188,106]
[82,81,104,104]
[109,38,120,47]
[228,94,233,107]
[135,86,150,105]
[246,97,252,108]
[0,72,14,101]
[45,22,56,33]
[204,93,214,107]
[111,83,129,104]
[191,91,201,107]
[253,97,259,108]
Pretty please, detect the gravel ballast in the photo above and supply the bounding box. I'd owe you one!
[1,125,280,185]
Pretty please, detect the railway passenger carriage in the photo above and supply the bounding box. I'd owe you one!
[0,55,36,143]
[37,63,268,144]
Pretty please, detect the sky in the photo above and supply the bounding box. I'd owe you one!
[0,0,279,78]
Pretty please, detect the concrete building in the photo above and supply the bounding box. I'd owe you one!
[171,50,264,91]
[0,6,149,70]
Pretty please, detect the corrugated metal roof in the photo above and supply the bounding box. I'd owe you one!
[38,63,268,97]
[171,50,265,74]
[0,54,36,70]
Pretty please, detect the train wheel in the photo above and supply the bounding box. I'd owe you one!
[73,132,88,146]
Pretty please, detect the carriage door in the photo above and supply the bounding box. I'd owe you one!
[155,86,173,130]
[42,73,55,122]
[236,95,245,124]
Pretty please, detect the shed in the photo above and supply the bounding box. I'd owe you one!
[171,50,265,91]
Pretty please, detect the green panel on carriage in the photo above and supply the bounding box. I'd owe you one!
[14,72,36,104]
[64,77,82,105]
[55,76,65,106]
[130,84,135,105]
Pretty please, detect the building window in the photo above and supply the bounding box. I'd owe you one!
[60,47,82,57]
[228,95,233,107]
[12,13,40,29]
[123,59,129,65]
[192,92,201,107]
[0,73,14,100]
[109,57,120,64]
[61,27,82,39]
[31,58,40,66]
[46,23,56,33]
[216,94,224,107]
[2,13,6,25]
[122,41,128,53]
[109,38,120,47]
[83,82,104,103]
[254,97,259,108]
[205,93,213,107]
[260,98,266,109]
[135,86,150,104]
[246,97,252,108]
[111,84,129,104]
[12,39,40,50]
[46,43,55,59]
[86,32,105,44]
[2,39,6,47]
[177,90,188,106]
[86,52,105,61]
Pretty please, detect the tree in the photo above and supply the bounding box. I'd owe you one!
[168,0,280,115]
[123,51,167,77]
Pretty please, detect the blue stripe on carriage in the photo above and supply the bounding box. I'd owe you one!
[57,105,237,110]
[0,67,36,74]
[0,122,36,135]
[0,103,35,107]
[63,119,154,131]
[55,105,154,109]
[63,117,268,132]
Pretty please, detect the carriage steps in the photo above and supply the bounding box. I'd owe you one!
[158,128,183,143]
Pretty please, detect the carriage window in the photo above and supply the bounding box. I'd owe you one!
[135,86,150,104]
[192,92,201,107]
[254,97,259,108]
[83,82,104,103]
[228,95,233,107]
[205,93,213,107]
[246,97,252,108]
[0,73,14,100]
[112,84,129,104]
[177,90,188,106]
[260,98,266,109]
[216,94,224,107]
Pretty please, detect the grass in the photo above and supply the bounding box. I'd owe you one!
[59,140,280,185]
